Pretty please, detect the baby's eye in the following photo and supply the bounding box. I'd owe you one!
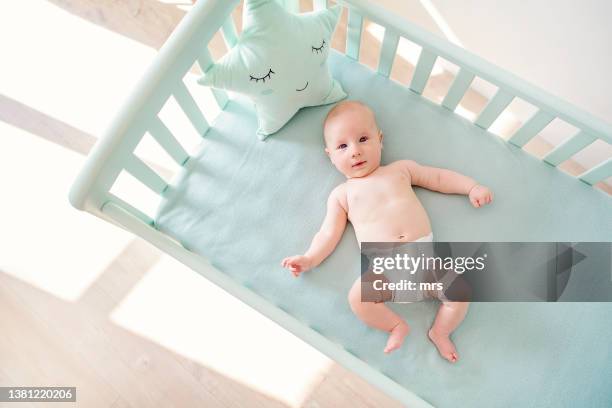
[312,39,326,54]
[359,136,369,142]
[249,68,275,83]
[337,143,347,150]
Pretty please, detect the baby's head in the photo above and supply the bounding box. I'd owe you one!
[323,100,383,179]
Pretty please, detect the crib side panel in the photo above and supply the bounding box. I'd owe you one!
[69,0,240,219]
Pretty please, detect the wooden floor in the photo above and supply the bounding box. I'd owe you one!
[0,238,403,408]
[1,1,609,408]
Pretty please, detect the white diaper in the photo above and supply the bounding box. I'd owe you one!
[381,232,457,303]
[412,232,434,243]
[361,232,459,303]
[386,233,434,303]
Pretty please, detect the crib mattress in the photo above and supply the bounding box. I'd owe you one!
[155,51,612,407]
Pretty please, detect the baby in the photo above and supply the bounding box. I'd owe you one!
[281,100,493,363]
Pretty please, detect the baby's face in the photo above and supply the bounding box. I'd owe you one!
[324,105,383,179]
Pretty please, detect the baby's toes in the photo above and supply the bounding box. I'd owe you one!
[442,350,458,363]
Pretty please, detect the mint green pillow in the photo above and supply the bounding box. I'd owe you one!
[197,0,347,140]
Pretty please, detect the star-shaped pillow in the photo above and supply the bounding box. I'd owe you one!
[198,0,347,140]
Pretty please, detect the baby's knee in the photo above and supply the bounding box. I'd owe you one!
[348,277,392,309]
[441,300,470,311]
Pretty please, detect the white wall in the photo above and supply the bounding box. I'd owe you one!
[371,0,612,170]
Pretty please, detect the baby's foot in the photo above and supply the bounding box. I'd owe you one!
[428,329,458,363]
[384,321,410,354]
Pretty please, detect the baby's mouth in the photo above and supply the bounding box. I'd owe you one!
[352,161,367,168]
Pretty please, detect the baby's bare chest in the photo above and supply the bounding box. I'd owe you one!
[346,172,414,212]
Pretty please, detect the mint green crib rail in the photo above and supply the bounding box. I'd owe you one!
[69,0,611,406]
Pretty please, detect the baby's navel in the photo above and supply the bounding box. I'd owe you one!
[398,235,405,239]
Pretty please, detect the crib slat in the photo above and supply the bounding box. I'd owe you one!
[441,69,474,111]
[280,0,300,13]
[543,131,597,166]
[578,158,612,185]
[474,89,513,129]
[508,110,555,147]
[409,48,437,95]
[313,0,327,10]
[197,49,229,109]
[148,116,190,166]
[173,81,209,135]
[124,154,168,194]
[221,17,238,50]
[346,9,363,61]
[377,29,399,78]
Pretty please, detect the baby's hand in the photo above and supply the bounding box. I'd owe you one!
[281,255,313,277]
[469,184,493,208]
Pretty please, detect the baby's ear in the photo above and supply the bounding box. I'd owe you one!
[324,147,330,156]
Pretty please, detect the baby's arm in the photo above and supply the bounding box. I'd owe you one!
[281,185,348,277]
[401,160,493,207]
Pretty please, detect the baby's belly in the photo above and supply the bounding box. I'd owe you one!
[352,199,432,243]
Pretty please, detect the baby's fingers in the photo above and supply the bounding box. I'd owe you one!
[281,256,297,268]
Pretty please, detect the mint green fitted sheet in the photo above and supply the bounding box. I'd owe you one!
[155,51,612,407]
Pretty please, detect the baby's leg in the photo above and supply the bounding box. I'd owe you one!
[348,277,410,353]
[428,301,469,363]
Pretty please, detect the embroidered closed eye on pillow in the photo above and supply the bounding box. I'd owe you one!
[197,0,347,140]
